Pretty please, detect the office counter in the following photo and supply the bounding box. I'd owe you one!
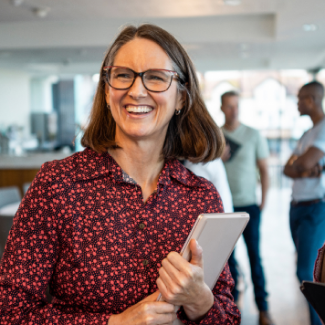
[0,152,71,195]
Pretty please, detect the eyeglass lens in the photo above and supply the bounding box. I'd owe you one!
[108,67,174,92]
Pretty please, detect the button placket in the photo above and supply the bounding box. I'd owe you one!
[136,187,159,269]
[135,203,149,268]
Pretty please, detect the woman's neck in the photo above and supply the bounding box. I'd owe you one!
[108,137,165,203]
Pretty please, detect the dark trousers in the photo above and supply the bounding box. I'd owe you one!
[290,201,325,325]
[228,204,268,311]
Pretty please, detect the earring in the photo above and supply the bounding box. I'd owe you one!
[175,109,181,115]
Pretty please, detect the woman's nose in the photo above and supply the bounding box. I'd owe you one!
[128,76,147,98]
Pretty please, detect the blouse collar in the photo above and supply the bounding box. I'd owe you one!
[71,147,205,188]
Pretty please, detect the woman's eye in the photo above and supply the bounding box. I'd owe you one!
[150,76,162,80]
[116,73,132,79]
[146,74,166,82]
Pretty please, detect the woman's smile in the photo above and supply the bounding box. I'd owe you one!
[125,104,154,115]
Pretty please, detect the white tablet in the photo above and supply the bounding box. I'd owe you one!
[180,212,249,289]
[157,212,249,302]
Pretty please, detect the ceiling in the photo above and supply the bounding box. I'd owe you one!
[1,0,325,76]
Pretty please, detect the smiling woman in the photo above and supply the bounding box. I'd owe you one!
[0,24,239,325]
[81,24,224,163]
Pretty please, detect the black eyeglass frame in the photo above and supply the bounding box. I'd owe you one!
[103,65,181,93]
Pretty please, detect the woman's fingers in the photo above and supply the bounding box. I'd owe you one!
[189,239,203,267]
[156,239,208,309]
[161,257,183,284]
[156,276,169,300]
[160,255,193,291]
[165,240,203,269]
[150,301,175,314]
[144,302,176,325]
[157,312,177,325]
[113,296,176,325]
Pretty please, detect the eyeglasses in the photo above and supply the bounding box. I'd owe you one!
[103,66,180,93]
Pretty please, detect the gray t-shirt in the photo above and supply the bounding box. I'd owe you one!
[222,124,269,207]
[292,118,325,201]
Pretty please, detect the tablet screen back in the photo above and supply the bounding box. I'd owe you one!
[181,212,249,290]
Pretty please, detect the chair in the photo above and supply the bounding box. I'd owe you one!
[0,216,14,258]
[0,186,21,209]
[0,186,21,258]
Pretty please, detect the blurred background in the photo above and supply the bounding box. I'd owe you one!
[1,0,325,324]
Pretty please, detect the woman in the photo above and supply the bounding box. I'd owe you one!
[0,24,240,324]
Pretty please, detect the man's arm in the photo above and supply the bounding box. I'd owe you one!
[283,147,324,179]
[257,158,268,210]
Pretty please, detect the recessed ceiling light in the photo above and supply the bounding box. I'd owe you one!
[303,24,317,32]
[11,0,24,6]
[223,0,242,6]
[240,52,249,59]
[33,7,51,18]
[240,43,249,51]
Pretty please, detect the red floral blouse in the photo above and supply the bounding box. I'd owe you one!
[0,148,240,324]
[314,243,325,282]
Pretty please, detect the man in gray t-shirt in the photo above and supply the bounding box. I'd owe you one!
[284,81,325,325]
[220,91,273,325]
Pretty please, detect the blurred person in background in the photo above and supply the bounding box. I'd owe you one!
[220,91,273,325]
[184,158,234,213]
[0,24,240,325]
[284,81,325,325]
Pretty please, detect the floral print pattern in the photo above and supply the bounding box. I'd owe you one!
[0,148,240,324]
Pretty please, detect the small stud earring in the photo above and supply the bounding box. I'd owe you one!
[175,109,181,115]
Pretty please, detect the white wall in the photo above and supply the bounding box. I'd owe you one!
[0,68,30,136]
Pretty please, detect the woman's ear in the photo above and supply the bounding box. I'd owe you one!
[176,88,187,111]
[105,83,110,107]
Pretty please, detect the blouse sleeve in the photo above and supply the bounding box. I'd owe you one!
[177,186,241,325]
[314,243,325,282]
[0,163,111,325]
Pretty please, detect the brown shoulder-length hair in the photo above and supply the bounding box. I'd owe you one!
[81,24,224,163]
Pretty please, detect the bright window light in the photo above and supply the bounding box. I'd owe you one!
[303,24,317,32]
[92,74,100,82]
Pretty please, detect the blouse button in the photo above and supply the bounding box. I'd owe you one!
[139,223,145,230]
[142,259,149,266]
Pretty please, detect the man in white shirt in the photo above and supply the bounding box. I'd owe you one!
[284,81,325,325]
[184,158,233,213]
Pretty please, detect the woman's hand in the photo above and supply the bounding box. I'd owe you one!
[108,291,176,325]
[156,239,214,322]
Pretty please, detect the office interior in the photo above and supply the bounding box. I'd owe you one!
[1,0,325,324]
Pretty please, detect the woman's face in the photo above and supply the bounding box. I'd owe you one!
[105,37,184,145]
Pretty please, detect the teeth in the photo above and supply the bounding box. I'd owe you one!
[126,106,153,113]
